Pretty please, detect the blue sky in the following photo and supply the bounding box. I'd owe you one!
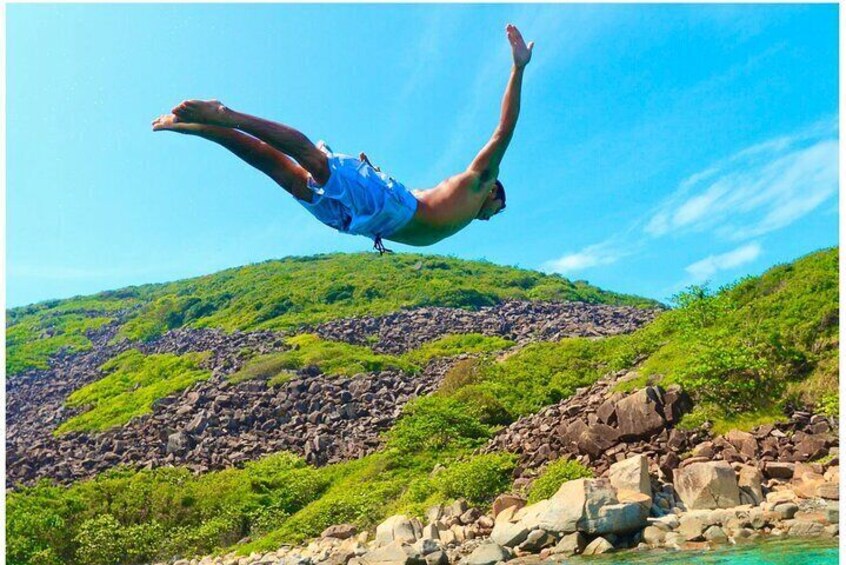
[7,4,839,307]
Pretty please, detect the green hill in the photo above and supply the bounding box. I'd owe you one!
[6,248,838,565]
[7,252,659,376]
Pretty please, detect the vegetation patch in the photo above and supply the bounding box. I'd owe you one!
[7,314,112,376]
[228,333,514,383]
[403,334,514,365]
[614,247,838,430]
[56,350,212,434]
[526,458,593,503]
[7,292,144,376]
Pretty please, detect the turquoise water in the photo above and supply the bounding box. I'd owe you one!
[569,538,840,564]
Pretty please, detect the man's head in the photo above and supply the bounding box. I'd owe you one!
[476,180,506,221]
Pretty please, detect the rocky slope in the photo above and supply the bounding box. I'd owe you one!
[7,300,657,488]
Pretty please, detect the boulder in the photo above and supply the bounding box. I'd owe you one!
[764,462,796,480]
[724,430,758,459]
[576,424,619,457]
[489,521,529,548]
[517,529,555,552]
[375,516,418,547]
[462,543,511,565]
[615,387,666,440]
[411,539,441,557]
[362,542,424,565]
[491,494,525,518]
[549,532,585,556]
[673,461,741,510]
[737,465,764,506]
[322,524,358,540]
[584,502,648,535]
[424,551,448,565]
[616,489,652,512]
[166,431,194,454]
[678,513,708,541]
[609,455,652,497]
[703,525,728,543]
[642,526,666,546]
[582,537,614,555]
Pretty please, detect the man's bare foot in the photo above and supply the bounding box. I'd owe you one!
[171,99,236,127]
[151,114,208,134]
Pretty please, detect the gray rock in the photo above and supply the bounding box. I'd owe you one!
[609,455,652,497]
[375,516,418,547]
[462,543,511,565]
[642,526,666,546]
[517,529,554,552]
[583,502,648,535]
[362,542,424,565]
[788,521,825,537]
[549,532,585,556]
[322,524,358,540]
[703,525,728,543]
[424,551,448,565]
[582,537,614,555]
[673,461,741,510]
[489,521,529,548]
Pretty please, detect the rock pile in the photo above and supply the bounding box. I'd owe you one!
[9,300,657,489]
[482,372,698,480]
[314,300,661,354]
[8,357,451,487]
[483,372,839,489]
[158,455,838,565]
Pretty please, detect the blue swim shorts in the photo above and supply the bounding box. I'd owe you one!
[294,142,418,241]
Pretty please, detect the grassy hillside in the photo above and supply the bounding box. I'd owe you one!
[617,246,839,430]
[7,253,659,376]
[6,248,838,565]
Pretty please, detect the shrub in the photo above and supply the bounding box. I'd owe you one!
[439,358,485,394]
[526,459,593,503]
[451,386,511,426]
[74,514,127,565]
[432,453,517,506]
[385,396,492,454]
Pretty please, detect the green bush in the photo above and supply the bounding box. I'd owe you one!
[432,453,517,506]
[385,396,493,454]
[451,386,511,426]
[74,514,127,565]
[526,459,593,503]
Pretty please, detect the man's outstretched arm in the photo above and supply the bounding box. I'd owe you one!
[469,24,534,184]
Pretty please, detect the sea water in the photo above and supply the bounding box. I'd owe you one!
[558,538,840,564]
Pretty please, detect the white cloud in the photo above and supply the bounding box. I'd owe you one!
[645,120,838,239]
[542,242,631,275]
[543,118,838,278]
[684,242,762,283]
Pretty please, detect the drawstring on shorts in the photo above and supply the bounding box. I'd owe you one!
[373,235,393,255]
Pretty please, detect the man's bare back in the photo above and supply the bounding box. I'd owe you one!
[152,24,533,250]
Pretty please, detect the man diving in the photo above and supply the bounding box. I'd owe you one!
[152,24,533,253]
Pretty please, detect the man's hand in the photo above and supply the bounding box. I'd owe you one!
[507,23,534,68]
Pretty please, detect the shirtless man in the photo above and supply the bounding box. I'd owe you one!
[152,24,533,253]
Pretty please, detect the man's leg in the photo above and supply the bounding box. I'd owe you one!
[170,100,330,186]
[151,114,314,202]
